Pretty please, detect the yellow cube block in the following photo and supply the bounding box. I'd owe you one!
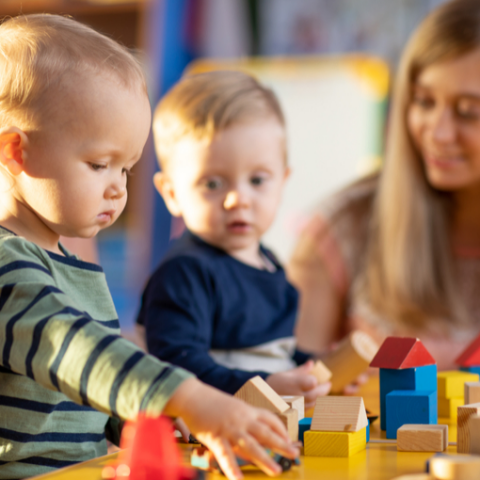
[438,396,463,421]
[437,371,479,399]
[304,427,366,457]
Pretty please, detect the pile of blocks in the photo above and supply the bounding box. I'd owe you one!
[304,396,368,457]
[370,337,438,439]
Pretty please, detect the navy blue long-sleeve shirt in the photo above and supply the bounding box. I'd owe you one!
[137,231,309,394]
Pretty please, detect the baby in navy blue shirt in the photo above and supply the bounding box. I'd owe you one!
[137,71,331,406]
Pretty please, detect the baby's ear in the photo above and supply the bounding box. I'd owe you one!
[153,172,182,217]
[0,127,28,176]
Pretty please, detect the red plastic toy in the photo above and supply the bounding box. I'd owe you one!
[101,414,204,480]
[370,337,435,369]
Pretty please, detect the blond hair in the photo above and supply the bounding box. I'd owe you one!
[153,70,285,168]
[0,14,146,129]
[360,0,480,328]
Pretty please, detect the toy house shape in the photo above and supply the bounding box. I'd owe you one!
[311,396,368,432]
[370,337,437,430]
[456,333,480,375]
[235,376,289,413]
[370,337,436,369]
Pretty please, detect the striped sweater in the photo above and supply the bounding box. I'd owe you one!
[0,227,192,479]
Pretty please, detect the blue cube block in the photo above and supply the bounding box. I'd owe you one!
[460,366,480,376]
[380,364,437,430]
[386,390,437,439]
[298,417,312,442]
[366,419,370,443]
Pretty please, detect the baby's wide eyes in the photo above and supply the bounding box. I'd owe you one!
[251,175,266,186]
[205,178,224,190]
[90,163,106,171]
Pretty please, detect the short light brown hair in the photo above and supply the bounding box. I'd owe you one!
[153,70,285,169]
[0,14,146,129]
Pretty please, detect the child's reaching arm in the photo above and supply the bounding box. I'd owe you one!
[0,236,297,479]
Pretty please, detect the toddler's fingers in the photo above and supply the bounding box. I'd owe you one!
[174,417,190,442]
[234,434,282,477]
[207,437,243,480]
[255,410,290,442]
[251,419,300,459]
[343,383,361,395]
[299,373,318,392]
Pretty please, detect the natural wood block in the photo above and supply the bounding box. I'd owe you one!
[323,330,379,393]
[438,396,463,421]
[465,382,480,404]
[281,395,305,420]
[397,424,448,452]
[430,454,480,480]
[468,414,480,454]
[311,360,332,383]
[234,376,289,413]
[311,396,368,432]
[457,402,480,453]
[437,371,479,399]
[304,428,366,457]
[275,408,298,442]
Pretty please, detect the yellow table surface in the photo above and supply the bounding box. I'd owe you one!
[30,377,457,480]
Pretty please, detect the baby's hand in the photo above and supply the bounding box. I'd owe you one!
[164,378,299,480]
[266,360,331,408]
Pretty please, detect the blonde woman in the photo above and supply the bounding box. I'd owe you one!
[288,0,480,370]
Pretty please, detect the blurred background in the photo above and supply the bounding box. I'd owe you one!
[0,0,447,334]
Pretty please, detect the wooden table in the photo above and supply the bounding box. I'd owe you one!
[31,377,457,480]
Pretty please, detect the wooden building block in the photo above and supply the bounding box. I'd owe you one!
[311,396,368,432]
[385,390,437,439]
[370,337,435,369]
[430,454,480,480]
[275,408,298,442]
[457,402,480,453]
[397,424,448,452]
[456,332,480,367]
[465,382,480,405]
[379,364,437,430]
[234,376,289,413]
[281,396,304,420]
[438,396,463,421]
[322,330,379,393]
[468,414,480,455]
[298,417,312,442]
[304,428,366,457]
[311,360,332,383]
[437,371,479,399]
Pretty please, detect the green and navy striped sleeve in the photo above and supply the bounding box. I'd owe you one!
[0,230,193,478]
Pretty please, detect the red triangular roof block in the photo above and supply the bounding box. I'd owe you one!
[369,337,436,369]
[456,333,480,367]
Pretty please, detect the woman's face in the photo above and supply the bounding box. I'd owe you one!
[408,47,480,193]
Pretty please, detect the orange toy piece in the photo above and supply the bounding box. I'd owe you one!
[101,414,203,480]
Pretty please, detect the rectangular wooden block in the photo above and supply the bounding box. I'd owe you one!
[438,397,463,421]
[275,408,298,442]
[468,414,480,455]
[437,371,479,399]
[234,376,289,413]
[311,396,368,432]
[304,428,366,457]
[457,402,480,453]
[281,395,305,420]
[465,382,480,405]
[397,424,448,452]
[379,365,437,430]
[385,390,437,439]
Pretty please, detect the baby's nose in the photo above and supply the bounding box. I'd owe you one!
[224,190,249,209]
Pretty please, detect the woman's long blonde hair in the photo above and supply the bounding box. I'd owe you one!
[361,0,480,328]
